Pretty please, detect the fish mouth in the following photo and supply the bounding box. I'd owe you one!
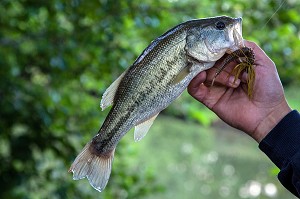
[227,17,244,53]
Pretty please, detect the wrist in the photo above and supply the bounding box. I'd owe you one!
[253,101,292,143]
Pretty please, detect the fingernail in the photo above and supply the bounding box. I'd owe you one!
[228,76,240,87]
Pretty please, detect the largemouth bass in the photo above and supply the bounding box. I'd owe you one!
[69,16,244,192]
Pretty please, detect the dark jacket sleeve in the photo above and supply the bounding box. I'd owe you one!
[259,110,300,198]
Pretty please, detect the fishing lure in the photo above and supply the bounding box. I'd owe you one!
[213,47,255,98]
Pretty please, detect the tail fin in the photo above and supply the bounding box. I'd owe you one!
[69,142,115,192]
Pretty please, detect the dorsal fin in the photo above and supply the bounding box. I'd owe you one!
[134,113,159,142]
[100,72,126,111]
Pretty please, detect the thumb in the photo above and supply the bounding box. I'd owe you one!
[188,71,208,102]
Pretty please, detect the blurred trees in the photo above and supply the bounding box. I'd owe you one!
[0,0,299,198]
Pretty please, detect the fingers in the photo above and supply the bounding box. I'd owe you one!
[241,72,248,83]
[188,71,206,93]
[188,69,241,104]
[189,40,268,103]
[228,76,241,88]
[188,71,209,102]
[205,67,241,88]
[208,41,266,88]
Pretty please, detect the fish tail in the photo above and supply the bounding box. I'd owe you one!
[69,142,115,192]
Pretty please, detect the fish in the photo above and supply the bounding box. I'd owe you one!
[69,16,245,192]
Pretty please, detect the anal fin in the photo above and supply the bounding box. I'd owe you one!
[134,113,159,142]
[69,142,115,192]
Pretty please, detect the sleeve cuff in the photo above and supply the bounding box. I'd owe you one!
[259,110,300,169]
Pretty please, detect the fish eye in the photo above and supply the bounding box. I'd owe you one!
[215,21,226,30]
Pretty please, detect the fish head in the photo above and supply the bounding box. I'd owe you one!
[186,16,244,62]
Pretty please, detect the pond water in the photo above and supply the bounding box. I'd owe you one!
[131,116,297,199]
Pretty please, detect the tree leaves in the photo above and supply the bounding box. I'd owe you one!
[1,0,299,198]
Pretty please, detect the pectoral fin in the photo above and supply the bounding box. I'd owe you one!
[134,113,159,142]
[100,72,126,111]
[172,65,191,85]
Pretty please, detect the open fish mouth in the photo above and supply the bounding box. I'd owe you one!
[233,29,244,48]
[227,17,244,53]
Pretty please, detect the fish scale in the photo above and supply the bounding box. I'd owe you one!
[69,16,245,192]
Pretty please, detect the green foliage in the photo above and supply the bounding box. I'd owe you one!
[0,0,299,198]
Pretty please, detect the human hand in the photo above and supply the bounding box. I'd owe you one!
[188,41,292,142]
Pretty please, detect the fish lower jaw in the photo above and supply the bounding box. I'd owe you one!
[226,43,244,54]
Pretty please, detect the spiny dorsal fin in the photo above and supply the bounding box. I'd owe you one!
[69,141,115,192]
[100,72,126,111]
[134,113,159,142]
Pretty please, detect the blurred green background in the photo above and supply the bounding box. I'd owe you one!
[1,0,300,198]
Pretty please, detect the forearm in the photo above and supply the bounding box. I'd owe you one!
[259,110,300,197]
